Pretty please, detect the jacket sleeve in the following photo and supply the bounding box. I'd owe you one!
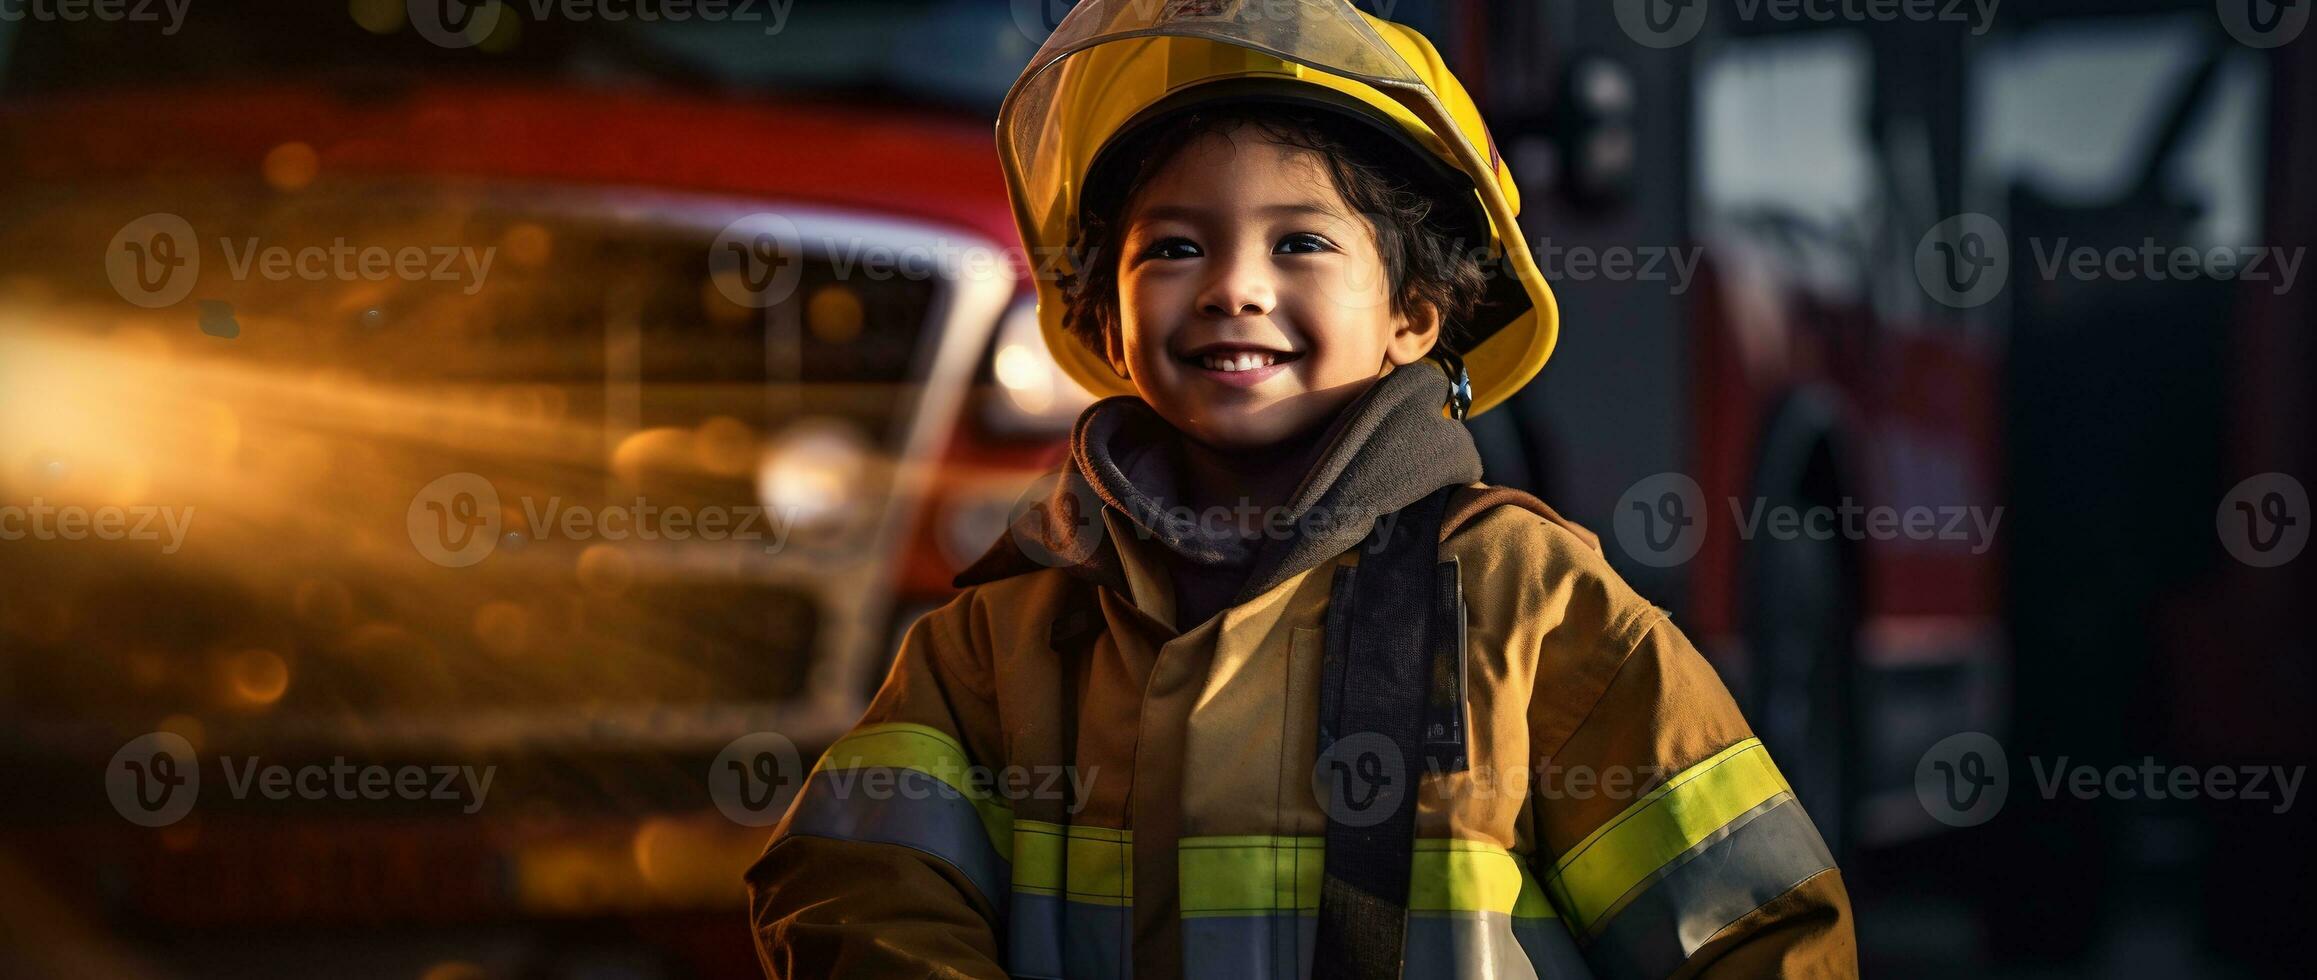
[1525,545,1858,979]
[746,590,1013,980]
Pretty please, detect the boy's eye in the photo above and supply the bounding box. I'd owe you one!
[1142,237,1202,261]
[1275,233,1334,255]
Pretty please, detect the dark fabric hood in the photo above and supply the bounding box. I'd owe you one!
[953,363,1483,610]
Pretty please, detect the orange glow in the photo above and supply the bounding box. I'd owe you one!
[576,545,634,598]
[222,649,292,706]
[418,962,490,980]
[263,142,320,192]
[472,600,531,656]
[693,416,757,477]
[806,284,865,344]
[155,713,207,753]
[347,0,404,35]
[500,222,554,269]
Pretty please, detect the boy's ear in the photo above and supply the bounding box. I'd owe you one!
[1103,323,1132,380]
[1384,299,1443,368]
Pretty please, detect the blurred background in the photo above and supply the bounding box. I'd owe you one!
[0,0,2307,977]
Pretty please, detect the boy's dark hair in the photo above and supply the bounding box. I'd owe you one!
[1059,103,1491,366]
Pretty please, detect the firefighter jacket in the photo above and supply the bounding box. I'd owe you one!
[747,367,1858,978]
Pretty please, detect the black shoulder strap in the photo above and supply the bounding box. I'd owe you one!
[1313,485,1468,980]
[1046,576,1106,814]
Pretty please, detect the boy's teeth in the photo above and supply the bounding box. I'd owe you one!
[1202,352,1277,372]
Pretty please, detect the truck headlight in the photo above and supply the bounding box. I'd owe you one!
[757,418,873,534]
[981,298,1095,436]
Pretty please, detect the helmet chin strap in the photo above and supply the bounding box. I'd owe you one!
[1433,347,1473,421]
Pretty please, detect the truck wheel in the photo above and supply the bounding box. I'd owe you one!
[1743,489,1860,861]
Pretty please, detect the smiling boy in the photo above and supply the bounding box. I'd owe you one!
[747,3,1856,978]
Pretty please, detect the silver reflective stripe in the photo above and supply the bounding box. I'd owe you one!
[1179,912,1589,979]
[1009,893,1132,980]
[1511,915,1595,980]
[1402,911,1538,980]
[782,767,1010,917]
[1403,912,1598,980]
[1583,797,1836,980]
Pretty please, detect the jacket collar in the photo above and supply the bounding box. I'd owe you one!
[953,363,1484,607]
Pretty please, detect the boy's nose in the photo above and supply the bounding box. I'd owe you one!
[1196,252,1277,318]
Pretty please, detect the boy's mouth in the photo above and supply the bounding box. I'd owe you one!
[1178,342,1306,384]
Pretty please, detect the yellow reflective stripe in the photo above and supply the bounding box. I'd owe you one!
[1013,821,1065,895]
[1013,821,1134,907]
[1178,837,1561,922]
[1179,836,1324,918]
[1407,839,1556,920]
[1545,738,1792,934]
[814,722,1013,862]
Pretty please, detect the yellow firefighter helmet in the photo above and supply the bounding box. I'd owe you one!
[997,0,1558,418]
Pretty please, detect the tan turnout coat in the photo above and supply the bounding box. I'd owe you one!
[748,484,1858,978]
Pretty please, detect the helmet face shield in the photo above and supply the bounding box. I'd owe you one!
[997,0,1559,418]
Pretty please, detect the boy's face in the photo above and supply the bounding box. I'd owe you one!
[1107,128,1440,453]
